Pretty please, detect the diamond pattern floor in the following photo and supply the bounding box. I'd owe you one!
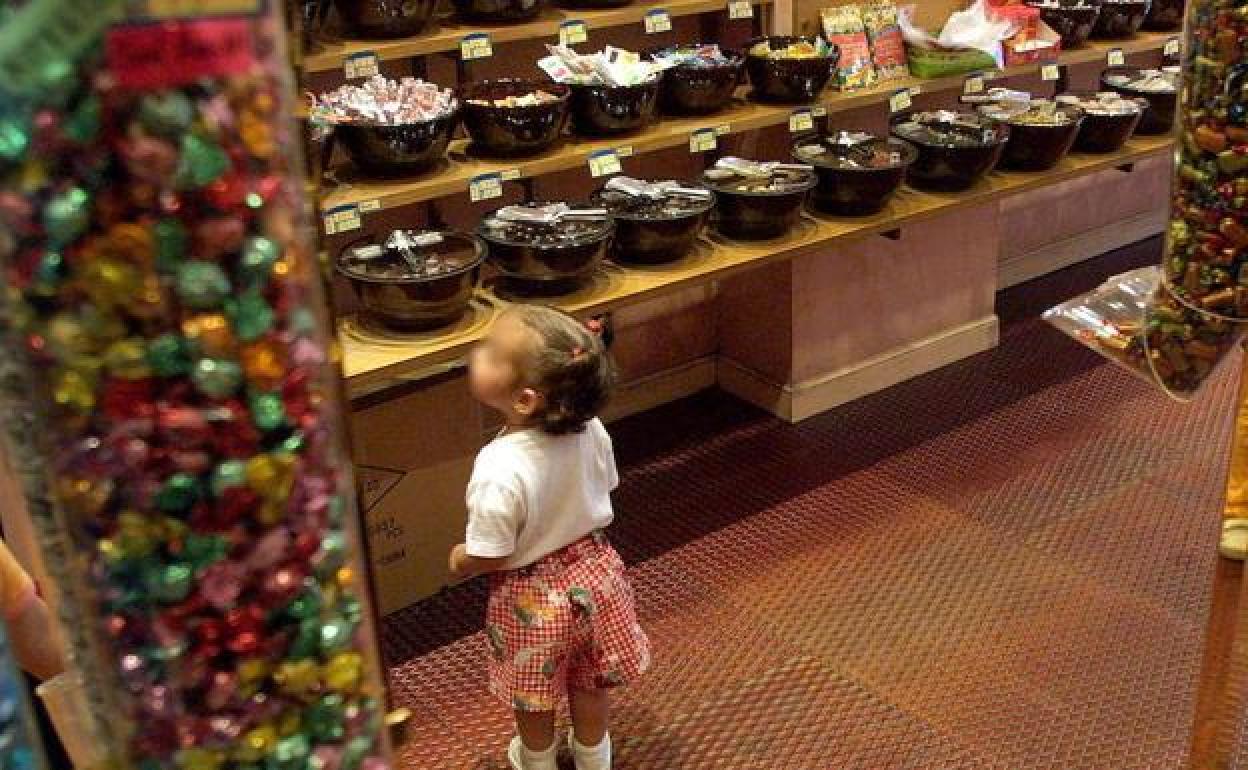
[383,238,1237,769]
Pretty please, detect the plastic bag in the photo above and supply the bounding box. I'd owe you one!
[899,0,1015,67]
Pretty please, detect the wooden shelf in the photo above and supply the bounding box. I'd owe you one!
[304,0,771,73]
[319,31,1176,216]
[340,135,1173,398]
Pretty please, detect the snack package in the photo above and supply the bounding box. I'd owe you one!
[822,5,878,90]
[863,0,910,80]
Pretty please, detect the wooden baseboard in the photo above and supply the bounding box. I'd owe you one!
[998,208,1167,289]
[603,356,718,423]
[719,316,1000,423]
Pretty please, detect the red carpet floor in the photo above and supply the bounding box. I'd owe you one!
[382,239,1236,769]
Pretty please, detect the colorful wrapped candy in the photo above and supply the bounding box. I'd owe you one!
[0,3,392,769]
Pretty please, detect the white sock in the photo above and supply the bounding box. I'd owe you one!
[569,730,612,770]
[508,735,558,770]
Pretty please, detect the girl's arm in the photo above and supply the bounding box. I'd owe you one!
[448,543,508,581]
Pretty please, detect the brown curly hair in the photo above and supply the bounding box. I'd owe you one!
[504,304,614,435]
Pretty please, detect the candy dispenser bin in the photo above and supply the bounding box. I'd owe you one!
[0,3,392,769]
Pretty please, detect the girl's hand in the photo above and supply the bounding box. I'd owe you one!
[447,543,508,582]
[448,543,470,580]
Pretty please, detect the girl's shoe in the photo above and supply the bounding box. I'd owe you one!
[568,731,612,770]
[508,736,559,770]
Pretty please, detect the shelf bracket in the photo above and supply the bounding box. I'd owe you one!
[1115,162,1136,173]
[880,228,902,241]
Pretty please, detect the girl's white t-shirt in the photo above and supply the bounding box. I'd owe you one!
[464,418,619,569]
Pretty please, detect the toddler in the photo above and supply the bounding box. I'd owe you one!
[448,305,650,770]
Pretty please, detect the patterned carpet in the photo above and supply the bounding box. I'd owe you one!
[382,238,1236,769]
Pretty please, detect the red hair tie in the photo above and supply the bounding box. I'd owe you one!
[585,318,604,336]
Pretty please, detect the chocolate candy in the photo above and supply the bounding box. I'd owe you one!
[0,5,391,770]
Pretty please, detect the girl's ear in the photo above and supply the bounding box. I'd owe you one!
[513,387,543,418]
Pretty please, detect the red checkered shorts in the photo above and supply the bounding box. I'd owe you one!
[485,531,651,712]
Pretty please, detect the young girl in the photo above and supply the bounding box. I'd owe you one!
[448,304,650,770]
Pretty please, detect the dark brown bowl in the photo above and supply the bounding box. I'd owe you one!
[1100,67,1177,134]
[591,183,716,263]
[1061,92,1145,152]
[333,0,437,38]
[701,169,818,240]
[651,46,746,115]
[1025,2,1100,48]
[891,115,1010,191]
[995,110,1085,171]
[744,36,838,104]
[337,232,485,331]
[566,80,661,136]
[334,107,461,177]
[793,133,917,216]
[1091,0,1150,38]
[478,206,613,295]
[462,80,570,157]
[452,0,543,22]
[557,0,630,6]
[1143,0,1183,29]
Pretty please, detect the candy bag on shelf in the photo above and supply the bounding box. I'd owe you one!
[0,2,393,768]
[863,0,910,80]
[821,5,878,90]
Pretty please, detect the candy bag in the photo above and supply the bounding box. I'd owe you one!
[822,5,878,90]
[863,0,910,80]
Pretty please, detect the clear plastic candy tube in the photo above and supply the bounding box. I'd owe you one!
[0,3,392,769]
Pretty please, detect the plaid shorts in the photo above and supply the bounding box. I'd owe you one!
[485,531,651,712]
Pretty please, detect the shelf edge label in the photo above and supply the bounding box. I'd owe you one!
[644,8,672,34]
[559,19,588,45]
[460,33,493,60]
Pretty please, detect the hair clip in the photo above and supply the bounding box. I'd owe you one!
[585,319,604,336]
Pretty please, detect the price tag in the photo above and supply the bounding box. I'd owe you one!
[690,128,718,153]
[964,74,985,94]
[344,51,379,80]
[1107,47,1125,66]
[644,8,672,34]
[588,149,622,177]
[460,33,493,60]
[789,109,814,133]
[501,168,522,181]
[728,0,753,19]
[560,20,588,45]
[812,106,827,117]
[1164,37,1180,56]
[322,204,361,236]
[358,199,382,213]
[1041,63,1060,81]
[889,88,911,113]
[469,172,504,202]
[909,84,922,96]
[143,0,260,16]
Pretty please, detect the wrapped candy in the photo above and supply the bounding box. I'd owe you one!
[311,75,458,124]
[0,3,392,769]
[538,45,675,86]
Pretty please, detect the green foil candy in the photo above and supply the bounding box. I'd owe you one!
[176,261,231,310]
[145,562,193,604]
[211,460,248,496]
[182,534,227,571]
[191,358,242,398]
[138,92,194,139]
[249,391,286,433]
[147,334,191,377]
[154,219,189,274]
[319,615,355,655]
[227,290,275,342]
[63,95,100,144]
[305,695,346,742]
[270,734,310,769]
[240,237,279,287]
[156,472,202,513]
[42,187,90,246]
[0,114,30,163]
[175,133,229,189]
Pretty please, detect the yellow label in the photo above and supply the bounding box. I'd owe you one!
[964,75,984,95]
[1107,48,1125,67]
[728,0,753,19]
[888,89,911,113]
[690,129,718,153]
[460,34,493,61]
[715,123,731,135]
[358,199,382,213]
[789,110,814,133]
[588,150,621,178]
[560,20,588,45]
[644,9,672,34]
[501,168,522,181]
[469,173,503,202]
[144,0,259,16]
[617,145,634,158]
[344,52,379,80]
[1041,63,1060,81]
[323,205,361,236]
[1164,37,1180,56]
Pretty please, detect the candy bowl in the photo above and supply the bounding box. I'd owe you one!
[700,157,818,240]
[1057,91,1145,152]
[744,36,838,103]
[793,132,917,216]
[566,79,662,136]
[333,0,437,39]
[452,0,544,22]
[337,231,486,331]
[591,178,716,264]
[890,110,1010,191]
[1143,0,1183,29]
[1100,66,1178,134]
[1090,0,1151,38]
[1024,0,1100,48]
[649,44,746,115]
[462,80,570,157]
[478,203,614,294]
[312,76,461,177]
[979,98,1085,171]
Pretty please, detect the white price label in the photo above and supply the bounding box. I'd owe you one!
[644,8,672,33]
[588,149,622,177]
[344,51,379,80]
[889,88,911,113]
[811,106,827,117]
[1107,48,1125,66]
[715,123,730,135]
[461,33,493,60]
[501,168,522,181]
[909,85,922,96]
[358,199,382,213]
[964,75,985,94]
[1165,37,1180,56]
[728,0,753,19]
[469,172,504,202]
[690,128,718,153]
[322,205,361,236]
[560,20,588,45]
[789,109,814,133]
[1041,63,1060,81]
